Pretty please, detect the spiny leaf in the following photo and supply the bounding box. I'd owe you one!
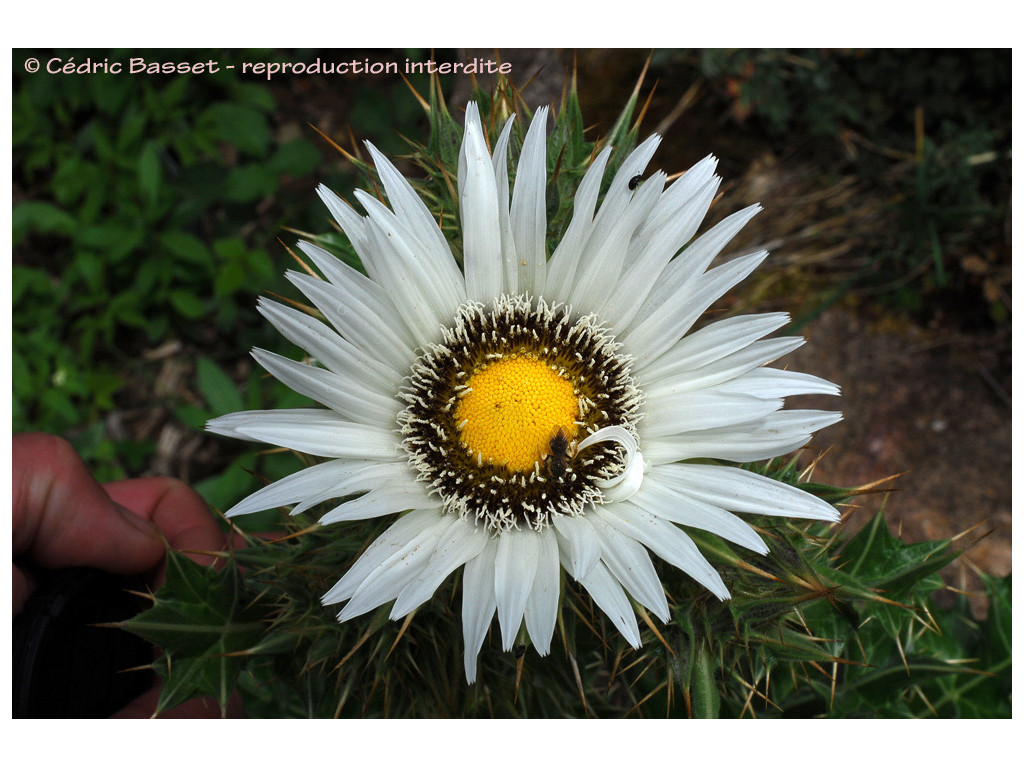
[120,548,265,715]
[838,512,960,594]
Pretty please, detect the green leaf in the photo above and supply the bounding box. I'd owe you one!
[225,80,276,112]
[169,289,206,320]
[267,139,322,177]
[981,574,1011,659]
[747,626,843,664]
[159,230,212,267]
[197,102,273,157]
[116,106,147,153]
[39,387,80,425]
[838,512,959,594]
[73,251,105,293]
[121,549,265,715]
[75,222,145,263]
[137,139,162,206]
[196,356,245,416]
[224,164,277,202]
[174,403,209,430]
[691,645,720,718]
[11,348,33,400]
[12,265,59,306]
[12,201,77,243]
[213,260,247,298]
[108,292,148,329]
[212,236,247,261]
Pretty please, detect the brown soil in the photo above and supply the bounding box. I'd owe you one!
[787,307,1012,616]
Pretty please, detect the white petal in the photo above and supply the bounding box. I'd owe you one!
[638,312,791,383]
[565,555,641,648]
[641,391,783,438]
[714,368,841,398]
[353,188,461,310]
[318,480,439,525]
[364,142,466,303]
[257,298,402,392]
[567,171,665,312]
[206,409,399,461]
[523,528,560,655]
[223,458,377,519]
[633,154,719,247]
[592,134,662,232]
[491,115,519,295]
[457,102,483,203]
[251,347,399,427]
[588,513,670,621]
[594,504,730,600]
[552,513,602,580]
[644,409,842,464]
[316,184,366,247]
[555,136,661,307]
[629,203,763,331]
[286,268,416,374]
[653,462,841,522]
[544,146,612,302]
[511,106,549,295]
[391,517,490,618]
[494,529,539,650]
[576,426,645,502]
[322,508,448,606]
[626,250,769,370]
[355,197,454,343]
[295,240,419,351]
[601,176,720,330]
[643,337,805,399]
[462,538,498,683]
[633,472,769,554]
[460,114,504,304]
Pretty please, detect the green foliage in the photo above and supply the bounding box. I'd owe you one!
[119,547,265,715]
[12,48,327,474]
[711,511,989,718]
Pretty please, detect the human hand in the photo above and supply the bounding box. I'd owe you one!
[12,432,240,717]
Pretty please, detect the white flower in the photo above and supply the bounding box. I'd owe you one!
[207,103,841,683]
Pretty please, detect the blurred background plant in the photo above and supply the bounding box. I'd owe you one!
[13,47,447,511]
[12,47,1010,717]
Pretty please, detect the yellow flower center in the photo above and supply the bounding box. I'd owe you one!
[455,355,578,473]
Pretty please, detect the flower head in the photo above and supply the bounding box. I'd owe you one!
[207,102,841,682]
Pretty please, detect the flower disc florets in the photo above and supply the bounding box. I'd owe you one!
[398,294,643,532]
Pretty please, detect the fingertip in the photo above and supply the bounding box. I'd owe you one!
[104,476,224,561]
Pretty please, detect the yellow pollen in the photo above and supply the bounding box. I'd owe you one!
[455,355,578,473]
